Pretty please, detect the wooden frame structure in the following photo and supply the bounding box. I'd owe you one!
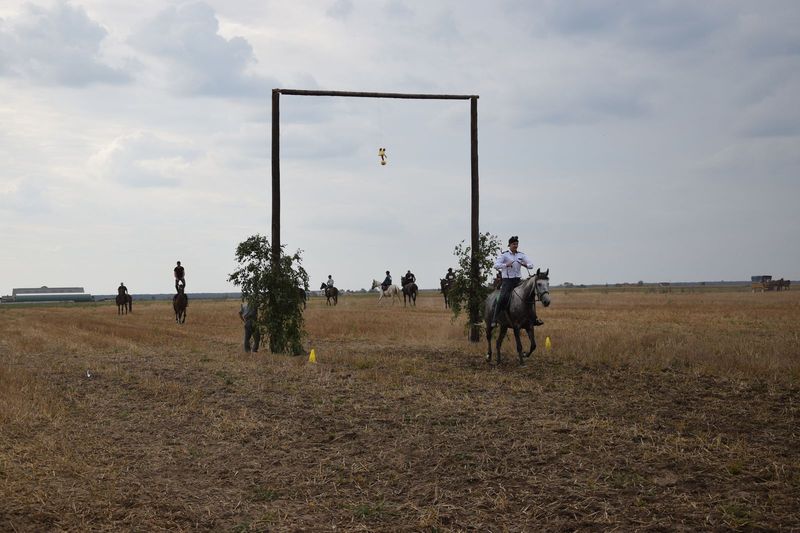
[271,88,482,341]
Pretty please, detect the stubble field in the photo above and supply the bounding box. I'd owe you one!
[1,289,799,531]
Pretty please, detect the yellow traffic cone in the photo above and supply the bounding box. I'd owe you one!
[309,349,317,363]
[545,336,552,351]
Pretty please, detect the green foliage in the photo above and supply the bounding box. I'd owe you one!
[447,232,502,333]
[228,234,308,355]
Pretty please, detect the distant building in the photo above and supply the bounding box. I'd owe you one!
[1,286,94,303]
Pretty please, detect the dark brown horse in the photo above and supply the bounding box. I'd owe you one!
[484,268,551,366]
[116,293,132,314]
[402,282,418,306]
[440,278,453,308]
[173,287,188,323]
[320,283,338,306]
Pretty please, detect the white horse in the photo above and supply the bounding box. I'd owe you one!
[371,279,401,304]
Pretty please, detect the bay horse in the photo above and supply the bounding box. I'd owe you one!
[116,293,132,314]
[320,283,338,306]
[173,286,188,323]
[440,278,453,308]
[484,268,551,366]
[371,279,401,304]
[402,282,418,306]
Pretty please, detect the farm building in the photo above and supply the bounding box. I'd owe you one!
[1,286,94,303]
[751,275,791,292]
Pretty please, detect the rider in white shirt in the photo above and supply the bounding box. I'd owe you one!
[491,235,543,327]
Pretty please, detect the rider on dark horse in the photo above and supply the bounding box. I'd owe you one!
[445,267,456,284]
[118,282,128,297]
[402,270,416,288]
[491,235,544,327]
[174,261,186,292]
[381,271,392,292]
[326,275,335,290]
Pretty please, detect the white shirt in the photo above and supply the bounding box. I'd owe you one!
[494,250,535,278]
[327,278,334,287]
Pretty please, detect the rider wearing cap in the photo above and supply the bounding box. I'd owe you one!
[491,235,544,327]
[381,271,392,292]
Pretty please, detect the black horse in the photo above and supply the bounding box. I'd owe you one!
[484,268,550,366]
[402,282,418,306]
[116,293,132,315]
[319,283,338,306]
[173,286,188,323]
[440,278,453,308]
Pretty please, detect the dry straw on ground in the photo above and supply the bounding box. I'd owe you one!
[1,288,798,531]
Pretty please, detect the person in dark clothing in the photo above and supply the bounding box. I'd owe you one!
[118,283,128,296]
[381,271,392,291]
[238,300,260,353]
[174,261,186,291]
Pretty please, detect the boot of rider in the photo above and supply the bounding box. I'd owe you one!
[533,311,544,326]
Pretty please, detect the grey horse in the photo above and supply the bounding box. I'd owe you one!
[484,268,551,366]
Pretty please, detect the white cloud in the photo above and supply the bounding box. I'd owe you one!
[88,131,198,187]
[0,1,128,86]
[128,2,274,97]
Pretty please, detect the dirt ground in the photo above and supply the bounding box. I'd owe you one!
[1,290,798,531]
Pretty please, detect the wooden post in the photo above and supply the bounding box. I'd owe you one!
[271,89,280,263]
[272,88,482,341]
[469,96,481,342]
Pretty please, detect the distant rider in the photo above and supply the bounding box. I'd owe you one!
[118,283,128,296]
[403,270,416,287]
[444,267,456,284]
[174,261,186,292]
[381,271,392,292]
[326,275,335,289]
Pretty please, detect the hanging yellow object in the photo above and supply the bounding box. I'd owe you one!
[378,147,387,166]
[545,337,552,351]
[309,349,317,363]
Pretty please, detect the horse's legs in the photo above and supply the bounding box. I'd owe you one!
[485,323,494,363]
[512,327,525,365]
[523,326,536,358]
[495,325,508,365]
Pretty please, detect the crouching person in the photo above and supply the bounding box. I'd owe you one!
[238,300,260,353]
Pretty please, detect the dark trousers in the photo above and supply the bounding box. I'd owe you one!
[244,320,261,352]
[492,277,521,323]
[498,277,521,311]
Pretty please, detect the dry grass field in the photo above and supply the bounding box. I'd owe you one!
[1,289,798,531]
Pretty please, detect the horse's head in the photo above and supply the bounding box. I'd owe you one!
[320,283,327,290]
[535,268,551,307]
[370,279,379,290]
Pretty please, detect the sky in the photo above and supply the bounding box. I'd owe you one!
[1,0,798,294]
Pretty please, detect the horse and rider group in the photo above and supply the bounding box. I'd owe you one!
[115,260,188,322]
[114,235,550,365]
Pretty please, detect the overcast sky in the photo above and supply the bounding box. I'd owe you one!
[1,0,798,294]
